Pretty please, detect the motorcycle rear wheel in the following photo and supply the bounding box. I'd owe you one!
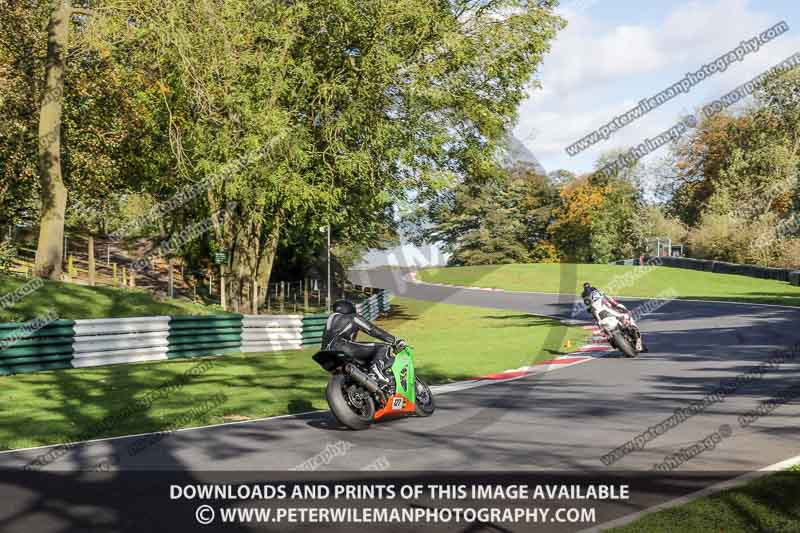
[326,373,375,430]
[612,330,637,358]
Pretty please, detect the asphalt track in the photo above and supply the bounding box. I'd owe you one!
[1,266,799,531]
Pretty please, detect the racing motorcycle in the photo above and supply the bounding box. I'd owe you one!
[312,343,436,430]
[586,291,643,358]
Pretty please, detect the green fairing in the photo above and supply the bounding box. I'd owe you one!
[390,347,415,404]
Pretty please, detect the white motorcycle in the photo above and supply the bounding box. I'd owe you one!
[586,291,643,358]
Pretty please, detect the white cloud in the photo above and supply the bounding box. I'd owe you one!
[515,0,799,175]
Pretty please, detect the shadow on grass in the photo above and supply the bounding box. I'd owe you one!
[480,313,563,329]
[381,303,419,322]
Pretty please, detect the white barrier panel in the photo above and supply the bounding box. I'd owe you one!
[73,316,171,336]
[242,315,303,328]
[73,331,169,352]
[240,313,303,354]
[72,347,170,368]
[73,316,171,368]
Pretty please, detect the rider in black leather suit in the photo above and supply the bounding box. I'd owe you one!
[321,300,405,377]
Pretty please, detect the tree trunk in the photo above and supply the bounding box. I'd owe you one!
[224,212,282,313]
[34,0,70,280]
[227,219,261,312]
[255,211,283,309]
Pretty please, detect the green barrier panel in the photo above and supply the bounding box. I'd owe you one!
[169,316,243,329]
[0,320,75,375]
[167,315,243,360]
[0,322,75,340]
[0,353,75,365]
[0,343,75,358]
[302,314,329,348]
[167,333,243,345]
[0,335,76,348]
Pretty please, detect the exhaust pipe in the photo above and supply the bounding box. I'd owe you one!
[344,364,386,403]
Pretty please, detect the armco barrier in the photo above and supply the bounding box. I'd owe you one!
[0,289,392,375]
[652,256,795,282]
[241,315,303,353]
[612,256,798,283]
[73,317,170,368]
[167,315,243,359]
[302,314,328,347]
[0,320,75,375]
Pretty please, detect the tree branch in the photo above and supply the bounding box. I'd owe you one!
[70,7,96,17]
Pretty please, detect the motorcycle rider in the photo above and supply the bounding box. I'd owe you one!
[581,282,647,352]
[321,299,406,381]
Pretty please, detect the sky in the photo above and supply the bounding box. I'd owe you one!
[514,0,800,176]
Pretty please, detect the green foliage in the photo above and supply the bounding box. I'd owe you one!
[85,0,564,306]
[5,0,566,287]
[661,66,800,267]
[0,240,16,275]
[0,2,50,228]
[418,163,560,266]
[549,165,643,264]
[635,206,688,245]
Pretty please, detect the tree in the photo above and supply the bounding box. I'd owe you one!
[411,162,559,266]
[549,176,604,262]
[93,0,565,310]
[33,1,99,279]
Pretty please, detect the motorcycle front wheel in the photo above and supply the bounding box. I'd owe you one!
[612,330,637,358]
[326,373,376,430]
[414,376,436,417]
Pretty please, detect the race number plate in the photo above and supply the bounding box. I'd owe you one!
[391,397,404,410]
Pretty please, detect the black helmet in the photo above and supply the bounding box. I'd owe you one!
[333,299,356,314]
[581,282,593,298]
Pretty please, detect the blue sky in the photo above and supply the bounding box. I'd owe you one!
[514,0,800,176]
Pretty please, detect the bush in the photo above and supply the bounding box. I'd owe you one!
[687,213,739,262]
[687,212,800,268]
[776,239,800,269]
[636,206,688,244]
[530,240,559,263]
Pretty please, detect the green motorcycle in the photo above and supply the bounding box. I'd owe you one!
[312,344,436,430]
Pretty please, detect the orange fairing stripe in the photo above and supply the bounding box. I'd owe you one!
[373,394,416,420]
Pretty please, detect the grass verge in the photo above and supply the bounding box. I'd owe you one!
[611,466,800,532]
[0,274,221,322]
[0,296,586,451]
[419,264,800,306]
